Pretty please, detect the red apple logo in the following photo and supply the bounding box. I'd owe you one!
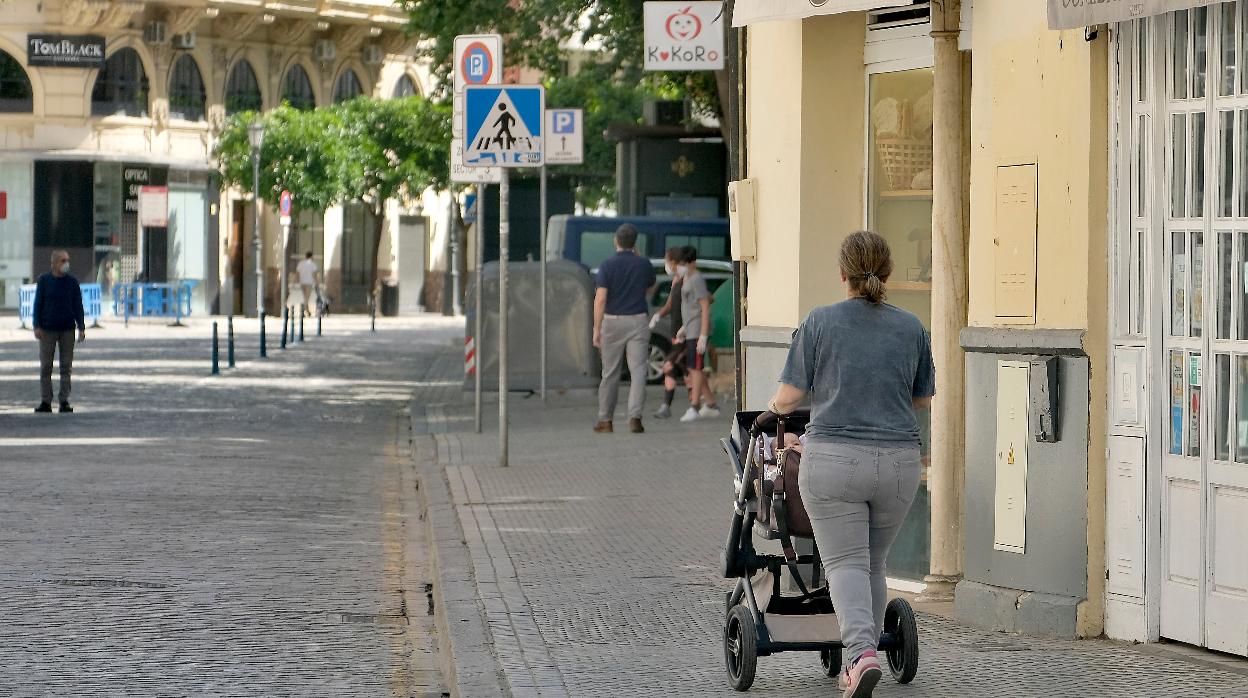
[665,7,702,41]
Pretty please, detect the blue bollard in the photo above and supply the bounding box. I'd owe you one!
[280,307,288,350]
[299,311,305,342]
[211,321,220,375]
[260,313,267,358]
[227,315,236,368]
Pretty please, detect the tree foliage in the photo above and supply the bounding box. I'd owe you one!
[213,97,450,212]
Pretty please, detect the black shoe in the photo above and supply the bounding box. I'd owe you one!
[59,402,73,413]
[34,402,52,413]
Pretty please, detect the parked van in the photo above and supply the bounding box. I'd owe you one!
[545,215,730,271]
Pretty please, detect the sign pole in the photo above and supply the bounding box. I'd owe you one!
[498,170,510,467]
[281,222,289,316]
[539,164,548,404]
[474,184,484,434]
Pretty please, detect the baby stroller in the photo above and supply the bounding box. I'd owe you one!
[719,410,920,691]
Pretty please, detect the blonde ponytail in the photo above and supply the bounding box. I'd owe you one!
[839,231,893,304]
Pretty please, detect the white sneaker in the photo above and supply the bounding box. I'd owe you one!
[654,404,671,419]
[679,407,700,423]
[699,405,721,418]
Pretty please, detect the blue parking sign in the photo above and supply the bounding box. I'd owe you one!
[462,85,544,168]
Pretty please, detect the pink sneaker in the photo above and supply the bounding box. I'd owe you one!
[838,650,882,698]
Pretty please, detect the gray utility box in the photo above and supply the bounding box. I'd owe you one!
[465,260,600,392]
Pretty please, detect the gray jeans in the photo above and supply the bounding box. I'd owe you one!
[798,440,922,660]
[597,314,649,421]
[39,330,76,404]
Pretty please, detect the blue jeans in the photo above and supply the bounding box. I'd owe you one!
[798,440,922,660]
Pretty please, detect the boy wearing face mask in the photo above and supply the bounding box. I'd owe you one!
[32,249,86,413]
[651,246,691,419]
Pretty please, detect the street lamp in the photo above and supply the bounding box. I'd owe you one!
[248,120,265,317]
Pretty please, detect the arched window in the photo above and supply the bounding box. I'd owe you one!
[91,48,148,117]
[391,75,418,99]
[333,69,362,103]
[224,60,262,115]
[281,64,315,110]
[168,54,205,122]
[0,50,33,112]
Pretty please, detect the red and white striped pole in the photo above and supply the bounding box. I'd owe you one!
[464,335,477,376]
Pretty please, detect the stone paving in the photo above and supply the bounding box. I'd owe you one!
[410,342,1248,697]
[0,314,458,696]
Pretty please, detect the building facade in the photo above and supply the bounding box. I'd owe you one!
[0,0,438,315]
[734,0,1247,656]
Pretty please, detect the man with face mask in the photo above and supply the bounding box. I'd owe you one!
[32,249,85,413]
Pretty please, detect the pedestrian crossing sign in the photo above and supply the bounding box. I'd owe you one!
[462,85,544,168]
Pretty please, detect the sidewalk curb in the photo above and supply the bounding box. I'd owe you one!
[410,402,508,698]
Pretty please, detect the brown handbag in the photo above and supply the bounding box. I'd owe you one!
[752,418,813,540]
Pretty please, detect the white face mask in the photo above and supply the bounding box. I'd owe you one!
[59,262,70,274]
[664,262,675,275]
[676,264,689,276]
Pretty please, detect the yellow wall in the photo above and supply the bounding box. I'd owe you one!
[744,13,866,330]
[969,0,1110,637]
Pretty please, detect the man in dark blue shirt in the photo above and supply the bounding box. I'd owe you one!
[32,249,86,413]
[593,224,656,434]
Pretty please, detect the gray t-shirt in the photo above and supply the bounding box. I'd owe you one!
[779,298,935,444]
[680,272,710,338]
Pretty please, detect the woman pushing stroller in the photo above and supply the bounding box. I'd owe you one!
[756,230,934,698]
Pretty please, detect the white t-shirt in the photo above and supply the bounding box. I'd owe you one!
[296,259,318,285]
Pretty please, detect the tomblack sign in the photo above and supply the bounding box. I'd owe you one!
[27,34,105,68]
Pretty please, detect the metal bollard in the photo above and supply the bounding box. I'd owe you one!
[299,312,305,342]
[317,314,322,337]
[260,313,267,358]
[211,321,220,375]
[280,307,288,349]
[227,315,236,368]
[290,309,296,344]
[370,297,376,333]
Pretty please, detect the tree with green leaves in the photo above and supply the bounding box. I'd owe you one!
[213,96,451,298]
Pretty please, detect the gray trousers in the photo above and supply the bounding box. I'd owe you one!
[39,330,76,404]
[597,314,650,421]
[798,440,922,660]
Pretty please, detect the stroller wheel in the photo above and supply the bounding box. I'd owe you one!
[884,597,919,684]
[724,605,758,691]
[819,648,842,678]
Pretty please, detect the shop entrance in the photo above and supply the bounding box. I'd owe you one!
[1118,5,1248,656]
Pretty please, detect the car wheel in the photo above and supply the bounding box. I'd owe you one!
[647,336,670,384]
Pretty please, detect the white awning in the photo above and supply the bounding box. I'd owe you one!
[731,0,911,28]
[1047,0,1228,30]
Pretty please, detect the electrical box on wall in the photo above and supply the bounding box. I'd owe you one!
[995,360,1030,554]
[994,164,1038,323]
[1030,356,1059,442]
[728,179,757,262]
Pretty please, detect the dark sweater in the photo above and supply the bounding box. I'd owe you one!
[33,272,85,332]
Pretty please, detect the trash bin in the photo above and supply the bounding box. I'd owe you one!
[380,280,399,317]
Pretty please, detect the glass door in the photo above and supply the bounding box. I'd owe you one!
[1152,4,1248,656]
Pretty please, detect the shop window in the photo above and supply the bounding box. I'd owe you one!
[392,75,418,98]
[168,54,206,122]
[282,64,315,110]
[333,69,362,103]
[91,48,148,117]
[225,60,262,114]
[867,66,934,581]
[0,50,33,112]
[1218,2,1237,97]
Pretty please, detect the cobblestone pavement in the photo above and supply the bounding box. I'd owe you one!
[411,344,1248,697]
[0,314,459,696]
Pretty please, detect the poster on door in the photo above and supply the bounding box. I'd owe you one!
[1171,351,1184,455]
